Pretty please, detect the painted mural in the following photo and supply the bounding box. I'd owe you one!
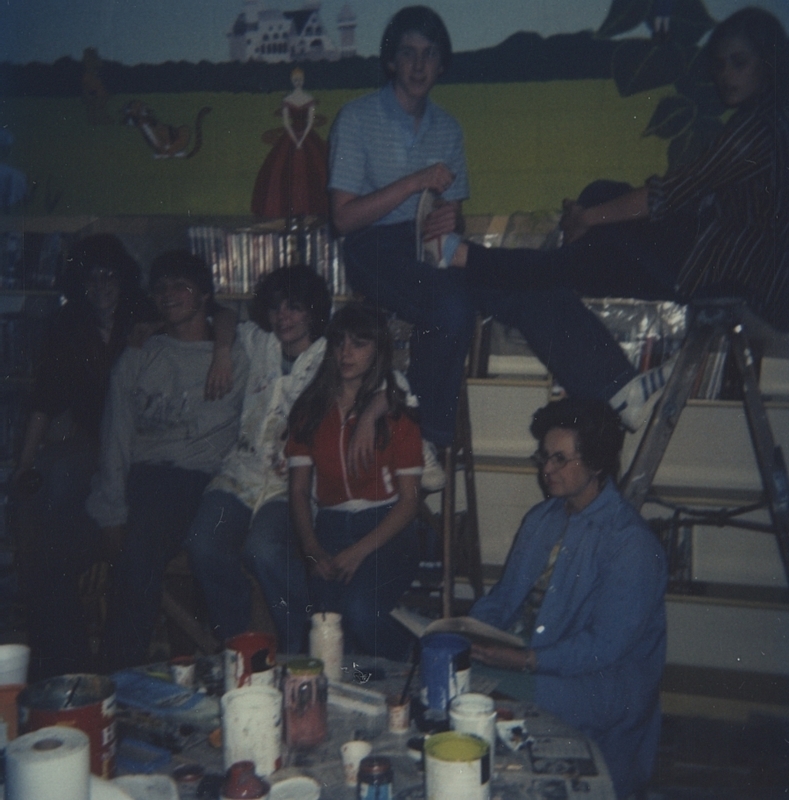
[0,0,781,217]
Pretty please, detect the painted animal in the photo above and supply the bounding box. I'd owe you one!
[121,101,212,159]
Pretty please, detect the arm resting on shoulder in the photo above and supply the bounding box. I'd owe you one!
[205,304,238,400]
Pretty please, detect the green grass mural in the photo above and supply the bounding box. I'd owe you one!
[4,81,672,218]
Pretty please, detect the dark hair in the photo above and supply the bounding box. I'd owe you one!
[706,7,789,105]
[148,249,215,307]
[63,233,141,305]
[249,265,332,341]
[530,397,625,485]
[380,5,452,78]
[289,302,413,447]
[61,234,154,362]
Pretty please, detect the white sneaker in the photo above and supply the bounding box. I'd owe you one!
[610,353,679,432]
[415,189,450,268]
[421,439,447,493]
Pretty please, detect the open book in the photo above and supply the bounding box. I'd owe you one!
[390,606,525,649]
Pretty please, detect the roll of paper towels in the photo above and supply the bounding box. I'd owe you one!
[6,725,91,800]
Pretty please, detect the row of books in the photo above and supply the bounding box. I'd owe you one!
[0,232,69,291]
[187,223,348,297]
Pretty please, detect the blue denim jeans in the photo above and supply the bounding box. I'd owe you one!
[343,223,477,448]
[184,490,309,654]
[309,505,419,662]
[102,464,211,671]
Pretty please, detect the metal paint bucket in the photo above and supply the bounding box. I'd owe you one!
[18,673,116,778]
[224,631,278,693]
[419,633,471,716]
[424,731,490,800]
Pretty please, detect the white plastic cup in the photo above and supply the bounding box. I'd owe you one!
[340,740,372,787]
[0,645,30,686]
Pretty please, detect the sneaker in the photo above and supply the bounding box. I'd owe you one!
[610,353,680,432]
[421,439,447,493]
[415,188,450,268]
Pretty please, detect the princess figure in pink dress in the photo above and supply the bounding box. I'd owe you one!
[251,67,329,219]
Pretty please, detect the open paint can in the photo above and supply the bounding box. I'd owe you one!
[424,731,490,800]
[419,633,471,717]
[18,674,116,778]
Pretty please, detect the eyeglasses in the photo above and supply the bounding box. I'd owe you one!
[532,449,580,472]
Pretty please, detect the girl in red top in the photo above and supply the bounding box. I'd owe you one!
[287,303,423,660]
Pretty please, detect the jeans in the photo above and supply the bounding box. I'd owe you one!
[343,222,477,448]
[309,505,419,662]
[16,435,99,680]
[102,464,211,671]
[467,181,696,401]
[184,491,309,654]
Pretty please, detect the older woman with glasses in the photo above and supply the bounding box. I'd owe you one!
[469,397,667,800]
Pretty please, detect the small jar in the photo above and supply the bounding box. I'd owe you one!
[283,658,327,749]
[309,612,343,682]
[357,755,393,800]
[221,760,269,799]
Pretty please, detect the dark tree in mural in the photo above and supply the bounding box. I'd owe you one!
[597,0,726,168]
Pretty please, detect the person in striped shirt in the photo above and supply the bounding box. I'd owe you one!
[450,7,789,431]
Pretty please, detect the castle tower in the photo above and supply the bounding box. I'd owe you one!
[337,4,356,57]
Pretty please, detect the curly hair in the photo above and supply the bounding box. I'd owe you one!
[289,302,414,448]
[530,397,625,485]
[249,265,331,342]
[380,5,452,79]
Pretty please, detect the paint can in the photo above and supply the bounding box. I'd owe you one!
[449,693,497,760]
[419,633,471,717]
[18,674,116,778]
[424,731,490,800]
[356,755,393,800]
[309,612,343,682]
[224,631,277,693]
[221,685,282,778]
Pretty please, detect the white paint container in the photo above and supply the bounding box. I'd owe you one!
[309,612,343,682]
[449,693,497,759]
[424,731,490,800]
[221,686,282,778]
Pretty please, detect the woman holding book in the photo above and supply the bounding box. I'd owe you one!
[287,303,423,661]
[469,398,667,800]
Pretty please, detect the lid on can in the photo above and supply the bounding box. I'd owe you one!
[286,657,324,676]
[358,755,393,783]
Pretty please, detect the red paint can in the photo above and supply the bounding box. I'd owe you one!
[18,674,116,778]
[224,631,278,693]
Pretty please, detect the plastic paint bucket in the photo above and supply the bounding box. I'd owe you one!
[419,633,471,716]
[18,673,116,778]
[221,685,282,778]
[0,645,30,686]
[449,693,497,759]
[424,731,490,800]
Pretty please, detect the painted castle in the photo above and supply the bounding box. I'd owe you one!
[228,1,356,63]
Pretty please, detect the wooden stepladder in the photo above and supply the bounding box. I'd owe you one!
[621,300,789,582]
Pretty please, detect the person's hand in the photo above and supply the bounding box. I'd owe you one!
[422,200,459,241]
[205,346,234,400]
[559,199,590,244]
[413,162,455,195]
[101,524,127,567]
[471,641,536,672]
[305,548,336,581]
[127,321,163,349]
[331,544,367,585]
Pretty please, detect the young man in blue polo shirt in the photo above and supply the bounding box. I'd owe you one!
[328,6,474,479]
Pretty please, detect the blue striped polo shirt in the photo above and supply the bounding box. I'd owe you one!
[328,82,469,226]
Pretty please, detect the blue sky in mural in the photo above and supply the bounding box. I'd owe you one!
[1,0,788,65]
